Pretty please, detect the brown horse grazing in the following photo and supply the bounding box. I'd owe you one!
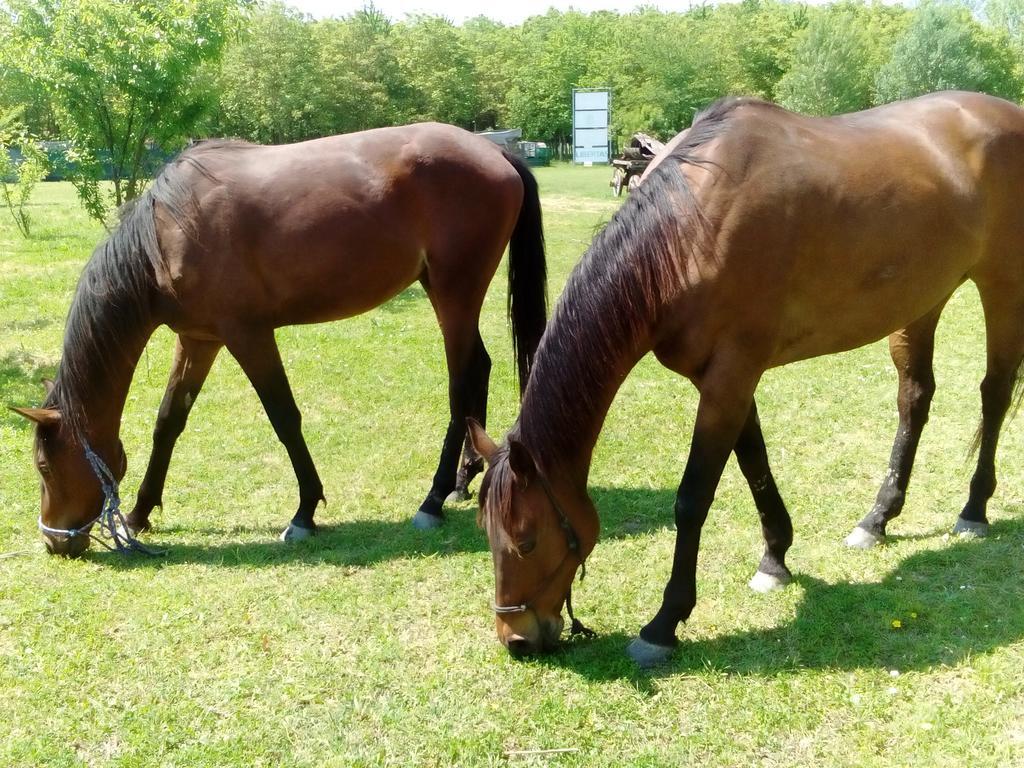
[14,122,547,556]
[468,91,1024,665]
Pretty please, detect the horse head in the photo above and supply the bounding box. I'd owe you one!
[469,419,598,656]
[12,381,126,557]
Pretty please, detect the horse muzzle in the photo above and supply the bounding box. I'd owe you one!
[498,612,564,656]
[42,531,91,557]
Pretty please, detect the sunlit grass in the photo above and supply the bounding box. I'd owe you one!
[1,172,1022,766]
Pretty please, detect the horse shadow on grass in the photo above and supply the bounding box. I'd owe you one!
[535,517,1024,682]
[91,485,677,571]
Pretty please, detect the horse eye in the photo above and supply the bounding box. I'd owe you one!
[37,462,50,476]
[518,538,537,556]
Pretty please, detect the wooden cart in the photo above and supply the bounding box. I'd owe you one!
[609,133,665,196]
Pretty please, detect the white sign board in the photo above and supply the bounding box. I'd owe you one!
[573,88,610,164]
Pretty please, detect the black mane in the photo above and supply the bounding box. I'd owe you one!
[480,97,752,541]
[513,97,749,468]
[45,193,161,437]
[45,139,256,437]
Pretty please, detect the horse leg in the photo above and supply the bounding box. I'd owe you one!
[954,290,1024,536]
[413,276,489,529]
[126,336,222,534]
[225,330,325,541]
[734,399,794,593]
[628,363,758,667]
[846,306,944,548]
[450,333,491,502]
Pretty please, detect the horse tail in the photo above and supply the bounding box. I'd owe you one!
[502,150,548,395]
[968,363,1024,457]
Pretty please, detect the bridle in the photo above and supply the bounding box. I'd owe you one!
[491,472,595,639]
[37,439,164,556]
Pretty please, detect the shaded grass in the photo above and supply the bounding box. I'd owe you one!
[2,175,1023,767]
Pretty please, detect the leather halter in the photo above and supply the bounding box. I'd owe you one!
[491,472,594,638]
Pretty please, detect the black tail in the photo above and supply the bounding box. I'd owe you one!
[503,151,548,395]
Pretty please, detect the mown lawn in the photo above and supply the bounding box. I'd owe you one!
[1,168,1022,767]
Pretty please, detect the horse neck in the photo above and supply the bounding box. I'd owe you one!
[515,304,655,487]
[65,324,154,444]
[52,273,159,447]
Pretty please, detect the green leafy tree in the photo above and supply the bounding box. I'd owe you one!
[986,0,1024,40]
[1,0,242,223]
[986,0,1024,85]
[590,9,736,140]
[461,16,517,130]
[215,2,321,143]
[314,6,415,133]
[0,136,48,238]
[776,9,875,115]
[735,0,808,99]
[0,106,48,237]
[394,15,481,128]
[875,2,1020,103]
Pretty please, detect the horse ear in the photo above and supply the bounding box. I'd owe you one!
[42,378,55,396]
[467,418,498,463]
[10,406,61,426]
[507,439,537,482]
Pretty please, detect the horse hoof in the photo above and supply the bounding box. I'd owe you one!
[626,637,674,668]
[412,509,444,530]
[279,523,316,542]
[748,570,791,593]
[124,520,150,537]
[953,517,989,538]
[445,488,472,503]
[124,515,151,535]
[845,526,884,549]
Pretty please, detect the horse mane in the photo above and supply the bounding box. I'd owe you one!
[478,97,753,543]
[512,96,748,468]
[45,139,257,438]
[477,444,520,554]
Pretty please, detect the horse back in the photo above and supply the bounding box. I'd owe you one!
[654,92,1024,374]
[151,123,523,334]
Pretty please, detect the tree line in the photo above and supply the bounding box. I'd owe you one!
[1,0,1023,223]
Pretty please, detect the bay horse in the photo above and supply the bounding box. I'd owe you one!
[14,122,547,556]
[468,91,1024,665]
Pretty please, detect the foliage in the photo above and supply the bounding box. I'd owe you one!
[461,16,517,129]
[776,9,877,115]
[394,15,482,128]
[0,0,243,222]
[0,130,47,238]
[314,6,415,132]
[721,0,808,100]
[60,141,113,231]
[875,2,1020,103]
[214,2,321,143]
[5,0,1024,167]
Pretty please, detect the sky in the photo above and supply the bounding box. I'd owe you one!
[286,0,717,25]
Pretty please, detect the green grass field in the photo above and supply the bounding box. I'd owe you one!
[2,168,1023,767]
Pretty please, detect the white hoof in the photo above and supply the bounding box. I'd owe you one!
[748,570,791,593]
[845,526,884,549]
[412,510,444,530]
[279,523,316,542]
[952,518,989,538]
[445,488,472,503]
[626,637,674,668]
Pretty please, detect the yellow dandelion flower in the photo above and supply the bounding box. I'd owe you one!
[891,619,902,629]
